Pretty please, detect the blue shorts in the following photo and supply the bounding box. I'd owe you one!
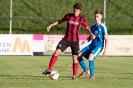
[80,44,103,59]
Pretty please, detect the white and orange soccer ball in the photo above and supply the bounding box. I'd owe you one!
[49,70,59,80]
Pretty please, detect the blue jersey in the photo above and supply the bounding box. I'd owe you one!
[90,23,108,46]
[80,23,108,59]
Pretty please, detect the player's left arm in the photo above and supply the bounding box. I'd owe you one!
[81,36,92,45]
[102,35,109,58]
[86,27,95,39]
[81,17,95,39]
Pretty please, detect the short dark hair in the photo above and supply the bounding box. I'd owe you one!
[73,3,82,10]
[95,10,103,15]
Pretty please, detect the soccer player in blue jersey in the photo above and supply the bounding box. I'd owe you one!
[78,10,109,79]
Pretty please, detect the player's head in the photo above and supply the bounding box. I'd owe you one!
[95,10,103,24]
[73,3,82,17]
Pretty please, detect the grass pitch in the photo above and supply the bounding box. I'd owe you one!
[0,56,133,88]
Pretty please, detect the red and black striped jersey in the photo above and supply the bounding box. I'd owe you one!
[62,13,89,42]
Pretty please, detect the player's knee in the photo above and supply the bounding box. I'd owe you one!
[77,55,80,59]
[72,55,78,63]
[54,49,61,56]
[89,53,94,60]
[77,52,83,59]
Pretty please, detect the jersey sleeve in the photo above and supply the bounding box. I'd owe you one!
[81,17,89,28]
[61,14,68,21]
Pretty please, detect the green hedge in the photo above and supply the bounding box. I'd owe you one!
[0,0,133,34]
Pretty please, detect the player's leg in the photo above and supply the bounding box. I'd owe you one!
[71,42,80,80]
[88,53,95,79]
[48,49,61,71]
[72,55,78,80]
[42,49,61,75]
[78,45,91,77]
[88,45,103,79]
[42,39,69,75]
[78,52,88,72]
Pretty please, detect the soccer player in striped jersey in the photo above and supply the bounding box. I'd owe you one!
[42,3,95,80]
[78,10,109,79]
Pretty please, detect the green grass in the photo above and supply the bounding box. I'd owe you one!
[0,0,133,34]
[0,56,133,88]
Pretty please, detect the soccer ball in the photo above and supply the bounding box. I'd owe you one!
[49,70,59,80]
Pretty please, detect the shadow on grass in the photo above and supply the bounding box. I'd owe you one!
[0,75,74,80]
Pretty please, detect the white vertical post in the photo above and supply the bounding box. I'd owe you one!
[9,0,12,34]
[104,0,106,25]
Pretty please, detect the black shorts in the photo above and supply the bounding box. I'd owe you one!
[56,38,79,55]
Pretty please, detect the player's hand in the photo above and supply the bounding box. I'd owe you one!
[102,50,107,58]
[81,41,86,45]
[91,34,96,39]
[47,25,51,32]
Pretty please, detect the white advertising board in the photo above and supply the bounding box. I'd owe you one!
[1,34,132,56]
[33,35,133,56]
[106,35,133,56]
[0,34,33,55]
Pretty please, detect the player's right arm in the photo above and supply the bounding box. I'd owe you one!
[47,20,64,32]
[46,14,68,32]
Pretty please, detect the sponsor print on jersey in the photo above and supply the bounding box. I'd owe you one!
[68,21,79,25]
